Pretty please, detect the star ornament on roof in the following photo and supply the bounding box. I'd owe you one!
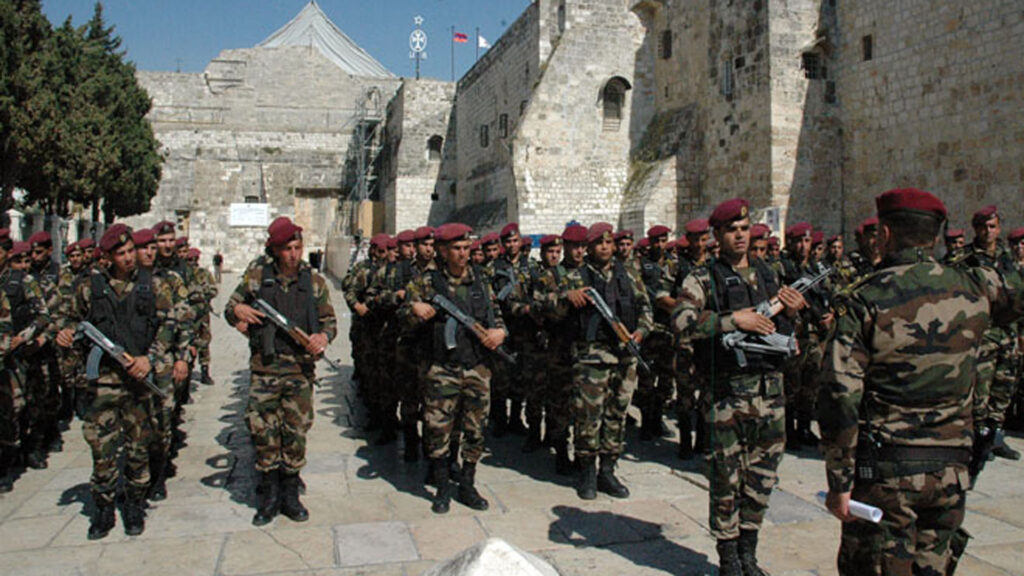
[414,15,423,27]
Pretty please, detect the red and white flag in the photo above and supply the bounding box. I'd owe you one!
[453,31,469,43]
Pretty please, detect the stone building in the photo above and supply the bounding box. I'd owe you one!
[134,1,400,271]
[397,0,1024,239]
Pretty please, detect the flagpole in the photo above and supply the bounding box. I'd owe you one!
[450,25,455,82]
[476,27,480,61]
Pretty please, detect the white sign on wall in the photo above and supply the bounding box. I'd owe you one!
[229,203,270,227]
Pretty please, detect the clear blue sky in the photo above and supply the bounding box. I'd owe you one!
[40,0,532,81]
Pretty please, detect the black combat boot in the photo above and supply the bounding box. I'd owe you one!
[200,365,214,386]
[694,412,709,455]
[456,461,489,511]
[738,529,769,575]
[797,417,819,446]
[46,422,63,452]
[576,455,597,500]
[147,450,168,502]
[448,437,462,483]
[596,454,630,498]
[490,398,508,438]
[24,435,48,470]
[554,441,574,476]
[252,469,281,526]
[677,412,694,460]
[431,458,451,514]
[122,495,146,536]
[375,418,398,446]
[508,400,528,436]
[0,447,14,493]
[993,427,1022,460]
[280,472,309,522]
[716,539,743,576]
[403,421,421,463]
[639,404,656,442]
[522,413,544,453]
[88,499,116,540]
[785,411,801,451]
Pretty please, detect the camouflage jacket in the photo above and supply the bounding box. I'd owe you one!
[560,256,654,363]
[63,266,188,384]
[341,258,379,314]
[225,260,337,374]
[818,247,1024,492]
[825,254,858,289]
[0,287,11,356]
[194,266,218,304]
[490,253,534,320]
[30,262,61,344]
[0,265,51,351]
[640,254,677,334]
[155,255,201,337]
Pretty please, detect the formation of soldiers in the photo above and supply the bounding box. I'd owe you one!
[344,196,1024,574]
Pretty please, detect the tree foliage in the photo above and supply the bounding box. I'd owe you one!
[0,0,161,222]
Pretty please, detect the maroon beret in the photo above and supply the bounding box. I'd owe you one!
[786,222,813,239]
[100,224,133,253]
[132,229,156,247]
[647,225,671,239]
[676,235,690,249]
[1008,228,1024,243]
[827,234,842,245]
[0,228,9,243]
[562,225,587,244]
[540,234,563,247]
[174,236,189,248]
[28,231,52,247]
[481,232,500,246]
[587,222,615,244]
[369,233,391,248]
[436,222,473,243]
[876,188,947,220]
[266,218,303,248]
[857,217,879,235]
[386,237,398,249]
[615,229,634,241]
[92,247,101,260]
[396,229,417,243]
[637,237,650,249]
[749,223,771,240]
[706,238,718,248]
[944,228,965,240]
[10,241,30,257]
[500,222,520,239]
[767,237,780,248]
[64,241,82,256]
[811,231,825,245]
[79,238,94,250]
[153,220,176,236]
[971,204,998,227]
[684,219,710,234]
[187,248,200,259]
[470,240,482,251]
[413,226,435,242]
[665,239,677,250]
[709,198,750,229]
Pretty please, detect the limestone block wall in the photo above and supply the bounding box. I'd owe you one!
[836,0,1024,232]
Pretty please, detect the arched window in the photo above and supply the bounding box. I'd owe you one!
[601,77,631,132]
[558,1,566,33]
[427,135,443,161]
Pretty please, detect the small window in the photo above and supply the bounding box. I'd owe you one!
[720,60,734,99]
[862,35,873,61]
[558,2,566,33]
[802,52,824,79]
[244,195,261,204]
[659,30,672,60]
[427,135,443,161]
[602,77,630,132]
[480,125,489,148]
[499,114,509,138]
[734,56,745,70]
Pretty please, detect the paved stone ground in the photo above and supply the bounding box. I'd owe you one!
[2,272,1023,575]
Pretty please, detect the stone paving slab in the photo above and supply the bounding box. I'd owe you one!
[2,271,1024,575]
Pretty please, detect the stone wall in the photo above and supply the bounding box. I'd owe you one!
[836,0,1024,232]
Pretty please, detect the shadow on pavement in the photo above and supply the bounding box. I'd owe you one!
[199,370,257,508]
[549,505,718,575]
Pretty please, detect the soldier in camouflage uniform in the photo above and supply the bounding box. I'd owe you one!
[826,234,858,289]
[673,199,807,576]
[957,205,1021,461]
[57,240,87,425]
[818,188,1024,576]
[56,224,187,539]
[558,222,653,501]
[400,222,506,514]
[342,234,386,431]
[942,228,966,264]
[675,219,712,455]
[226,217,336,526]
[847,217,880,278]
[636,225,677,442]
[186,247,218,386]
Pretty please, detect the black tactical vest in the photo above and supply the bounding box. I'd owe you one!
[4,269,33,334]
[255,264,320,359]
[88,268,158,357]
[641,259,671,326]
[575,260,638,344]
[697,258,793,373]
[430,267,495,368]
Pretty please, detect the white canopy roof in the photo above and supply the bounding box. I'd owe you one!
[258,1,395,79]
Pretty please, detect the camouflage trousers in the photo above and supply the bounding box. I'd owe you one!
[83,383,154,504]
[538,344,576,442]
[784,333,824,419]
[196,312,213,366]
[675,351,697,417]
[422,362,491,463]
[394,337,421,424]
[146,376,176,461]
[572,347,638,458]
[838,465,968,576]
[21,352,61,446]
[705,372,786,540]
[0,366,24,450]
[246,371,315,474]
[635,331,676,414]
[976,333,1018,426]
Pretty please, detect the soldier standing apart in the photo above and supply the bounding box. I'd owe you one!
[226,218,335,526]
[818,188,1024,575]
[400,223,506,514]
[672,199,806,575]
[213,251,224,284]
[56,224,185,538]
[561,222,653,501]
[187,248,218,385]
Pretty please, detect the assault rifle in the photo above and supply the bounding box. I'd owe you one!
[720,265,832,369]
[9,324,39,352]
[253,299,341,371]
[77,321,168,399]
[494,268,518,301]
[583,287,652,374]
[430,293,518,365]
